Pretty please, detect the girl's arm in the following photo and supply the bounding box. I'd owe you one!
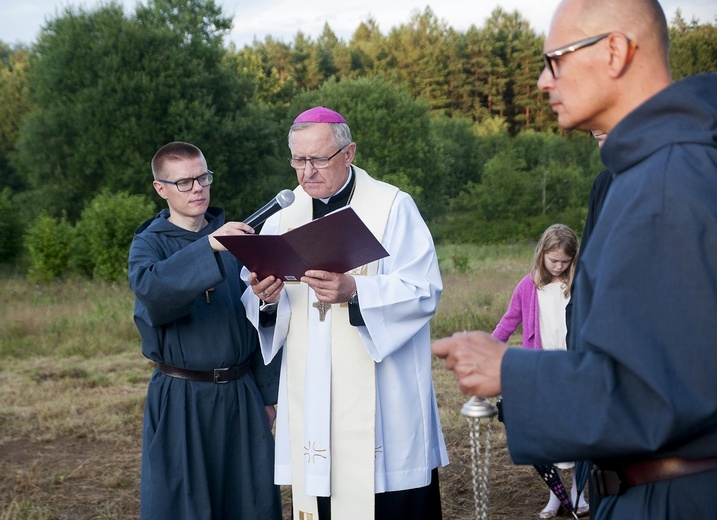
[492,274,529,342]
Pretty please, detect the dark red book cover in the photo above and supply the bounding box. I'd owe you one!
[216,207,389,281]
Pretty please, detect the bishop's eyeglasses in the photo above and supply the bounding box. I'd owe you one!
[157,171,214,192]
[289,145,346,170]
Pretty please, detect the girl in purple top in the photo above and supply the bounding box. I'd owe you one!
[492,224,588,518]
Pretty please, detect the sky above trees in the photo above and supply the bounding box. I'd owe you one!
[2,0,715,48]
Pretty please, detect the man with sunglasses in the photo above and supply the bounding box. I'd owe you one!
[128,141,282,519]
[243,107,448,520]
[433,0,717,518]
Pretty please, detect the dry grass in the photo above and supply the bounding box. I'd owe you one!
[433,242,531,344]
[1,277,138,359]
[0,352,147,519]
[1,243,587,519]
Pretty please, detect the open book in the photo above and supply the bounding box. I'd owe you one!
[216,206,389,281]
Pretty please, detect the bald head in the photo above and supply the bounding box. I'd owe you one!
[565,0,669,63]
[539,0,672,132]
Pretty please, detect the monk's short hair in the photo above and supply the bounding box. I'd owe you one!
[151,142,204,180]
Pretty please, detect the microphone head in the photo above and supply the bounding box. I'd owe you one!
[276,189,295,209]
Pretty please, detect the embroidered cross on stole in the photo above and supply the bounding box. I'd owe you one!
[312,301,331,321]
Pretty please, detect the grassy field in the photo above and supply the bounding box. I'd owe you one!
[0,243,585,519]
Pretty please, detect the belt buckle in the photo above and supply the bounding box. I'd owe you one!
[591,466,627,496]
[213,367,233,384]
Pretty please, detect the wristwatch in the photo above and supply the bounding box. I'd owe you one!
[348,291,359,305]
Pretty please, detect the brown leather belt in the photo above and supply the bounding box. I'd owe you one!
[157,360,251,384]
[592,456,717,496]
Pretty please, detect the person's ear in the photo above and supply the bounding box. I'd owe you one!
[343,142,357,165]
[607,33,637,78]
[153,180,168,200]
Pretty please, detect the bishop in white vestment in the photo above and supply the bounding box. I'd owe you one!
[241,106,448,520]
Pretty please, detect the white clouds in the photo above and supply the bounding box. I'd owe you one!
[228,1,560,47]
[224,0,717,47]
[229,2,421,46]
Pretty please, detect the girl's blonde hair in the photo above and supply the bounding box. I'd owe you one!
[532,223,579,297]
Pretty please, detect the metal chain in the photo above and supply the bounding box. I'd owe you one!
[467,416,494,520]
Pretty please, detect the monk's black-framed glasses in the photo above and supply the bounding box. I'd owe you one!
[157,171,214,192]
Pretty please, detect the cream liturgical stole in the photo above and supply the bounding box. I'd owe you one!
[279,167,398,520]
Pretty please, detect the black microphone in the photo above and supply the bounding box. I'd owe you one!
[243,189,295,229]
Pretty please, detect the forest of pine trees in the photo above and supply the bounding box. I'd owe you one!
[1,0,715,278]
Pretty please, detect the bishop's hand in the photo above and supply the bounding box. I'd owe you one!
[302,270,356,304]
[248,272,283,303]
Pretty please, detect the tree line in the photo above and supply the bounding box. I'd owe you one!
[0,0,714,280]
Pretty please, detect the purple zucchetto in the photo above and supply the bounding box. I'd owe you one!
[293,106,347,124]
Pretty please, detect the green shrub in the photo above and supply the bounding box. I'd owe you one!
[450,254,470,273]
[77,190,155,282]
[69,218,95,278]
[25,213,75,282]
